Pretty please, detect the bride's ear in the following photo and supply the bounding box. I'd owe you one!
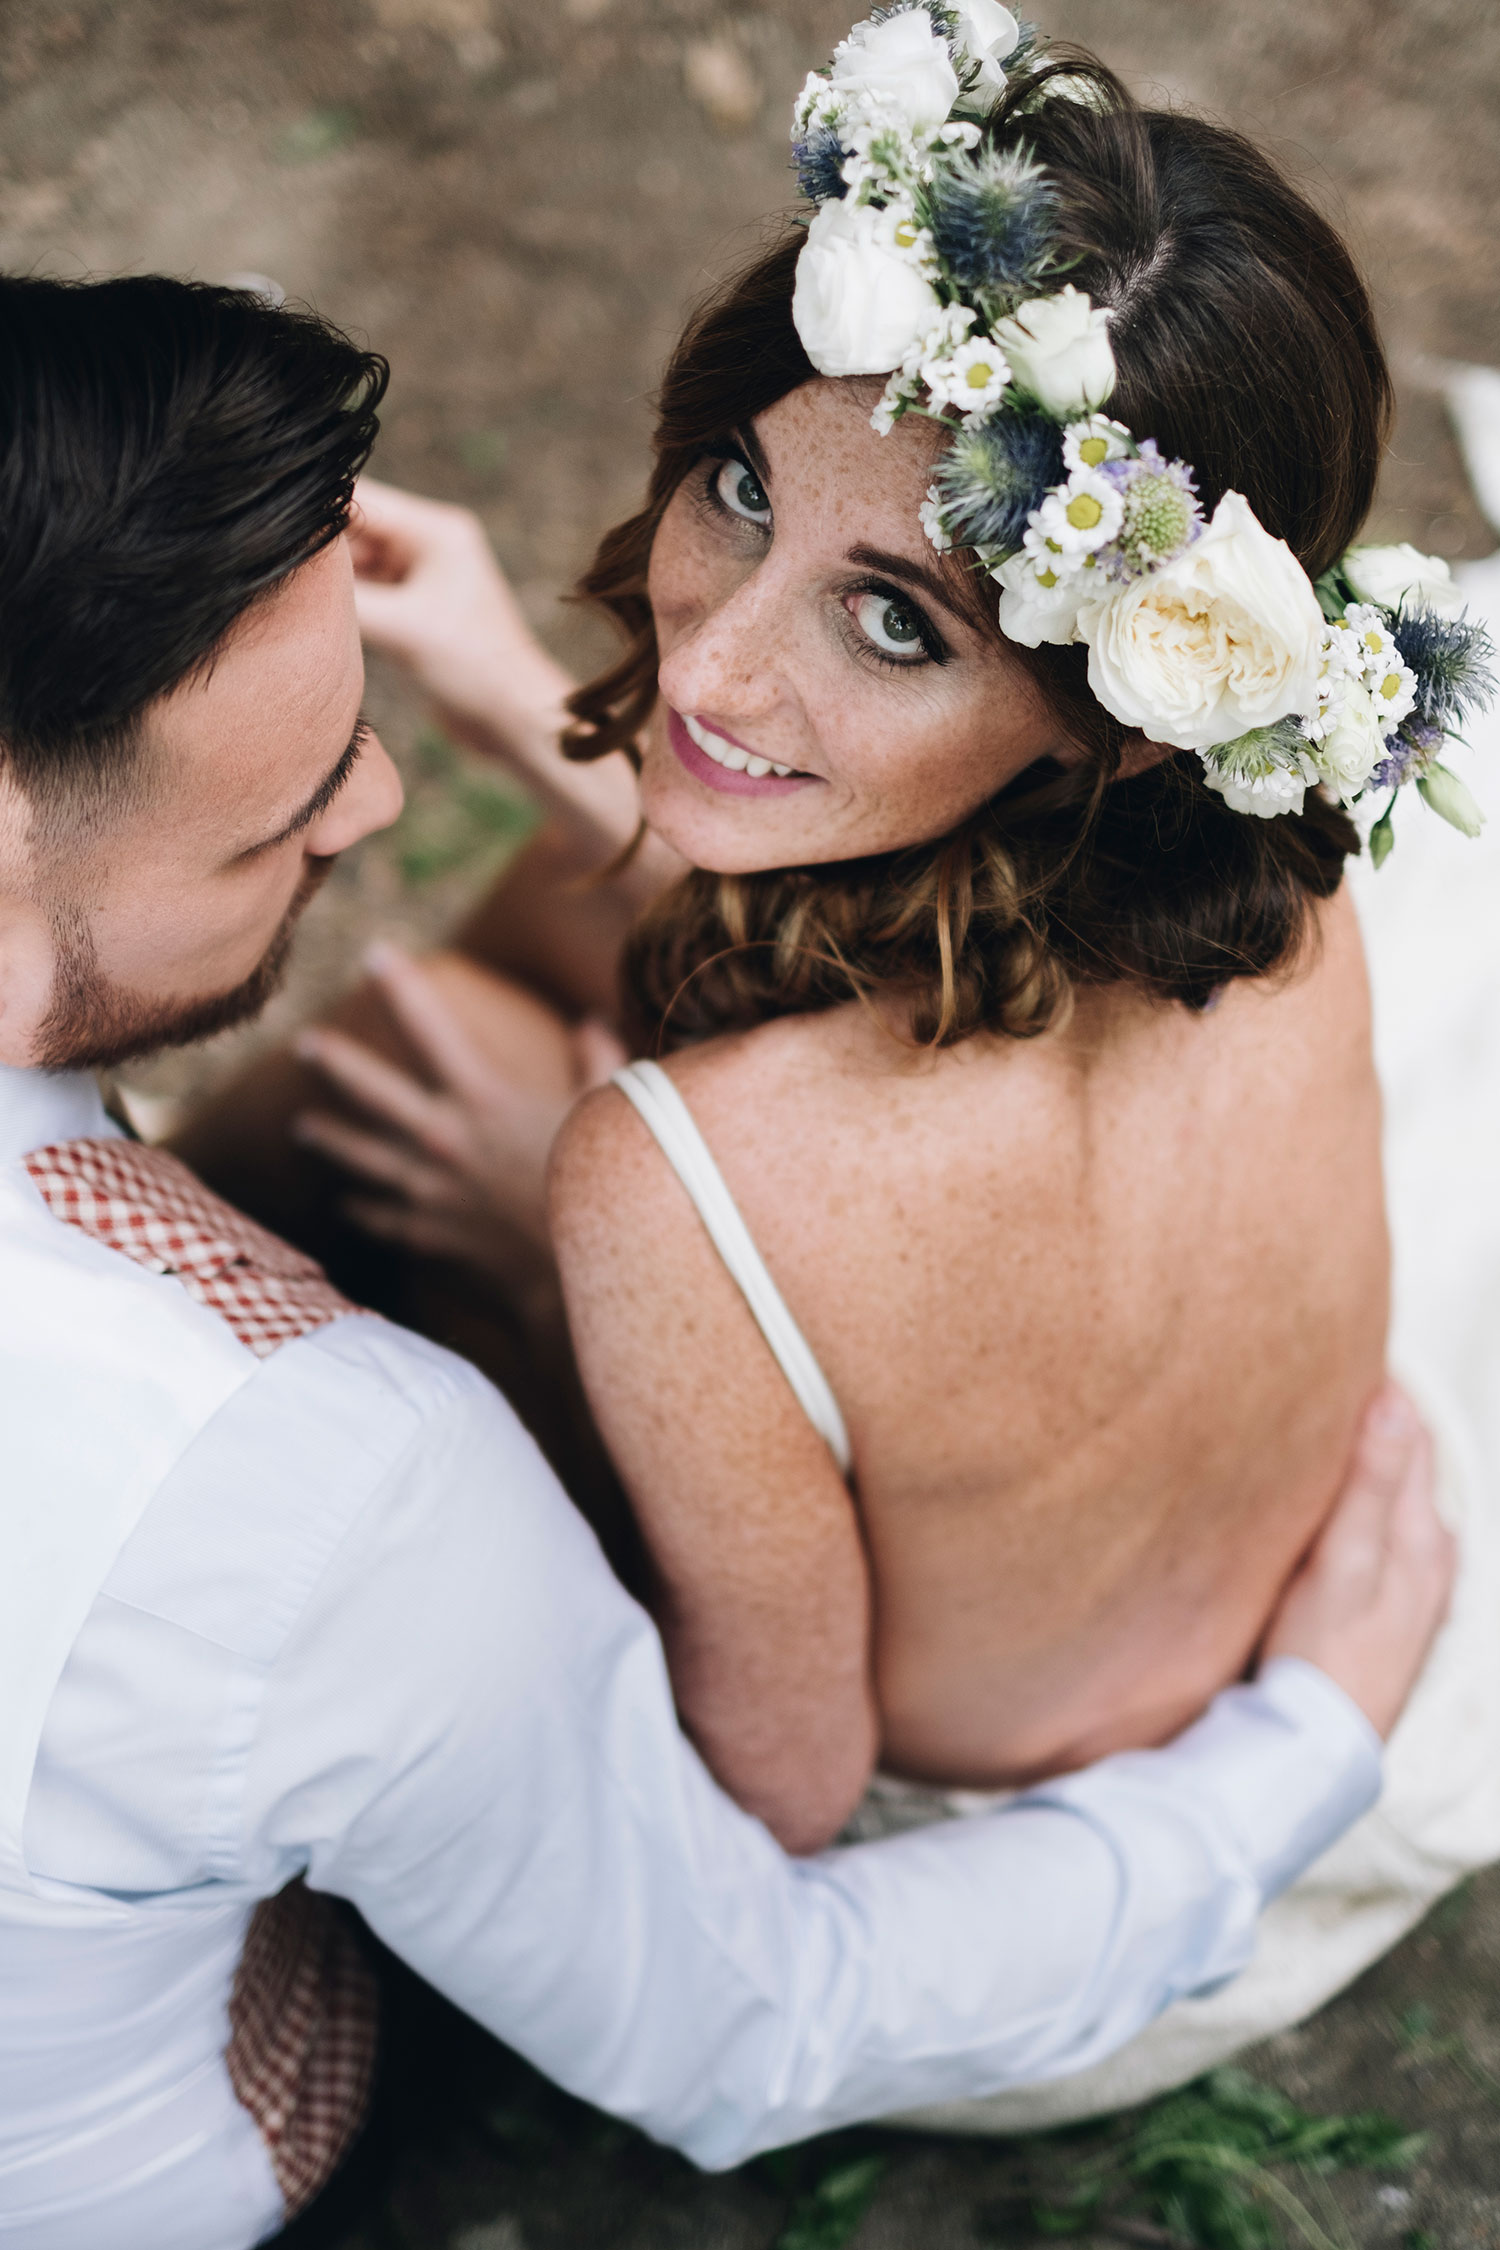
[1114,731,1180,781]
[1047,729,1178,781]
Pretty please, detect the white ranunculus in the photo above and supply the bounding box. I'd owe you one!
[830,11,960,138]
[1342,541,1466,620]
[792,199,942,377]
[1077,491,1325,751]
[1314,678,1385,803]
[993,285,1116,418]
[950,0,1021,91]
[993,552,1085,647]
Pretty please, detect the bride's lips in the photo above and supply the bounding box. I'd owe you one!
[666,708,814,797]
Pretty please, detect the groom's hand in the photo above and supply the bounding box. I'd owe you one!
[1261,1384,1455,1738]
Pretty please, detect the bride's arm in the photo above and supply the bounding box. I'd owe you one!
[350,478,684,1006]
[550,1082,879,1856]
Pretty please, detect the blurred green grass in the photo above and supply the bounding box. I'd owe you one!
[386,725,541,892]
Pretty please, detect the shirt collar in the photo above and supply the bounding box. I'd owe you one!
[0,1063,114,1167]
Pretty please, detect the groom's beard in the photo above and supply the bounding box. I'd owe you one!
[34,857,334,1074]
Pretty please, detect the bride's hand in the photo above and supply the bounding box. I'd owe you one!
[349,476,643,853]
[1261,1384,1455,1737]
[292,943,626,1282]
[349,475,575,759]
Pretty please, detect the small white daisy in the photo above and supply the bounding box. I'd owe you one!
[1062,415,1132,474]
[922,336,1010,415]
[919,486,952,551]
[1369,656,1419,729]
[1035,469,1123,556]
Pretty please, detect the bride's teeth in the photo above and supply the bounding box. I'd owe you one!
[683,711,793,778]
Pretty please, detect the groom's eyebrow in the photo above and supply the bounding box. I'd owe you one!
[244,716,370,857]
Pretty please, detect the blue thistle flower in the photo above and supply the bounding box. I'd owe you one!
[870,1,960,35]
[1007,17,1047,73]
[1391,605,1496,732]
[933,407,1063,554]
[926,144,1058,306]
[792,127,848,204]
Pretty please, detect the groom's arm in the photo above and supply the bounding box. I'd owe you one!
[238,1331,1379,2168]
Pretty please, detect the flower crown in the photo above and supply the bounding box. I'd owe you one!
[789,4,1495,855]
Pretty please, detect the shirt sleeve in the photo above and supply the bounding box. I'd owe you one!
[243,1351,1382,2172]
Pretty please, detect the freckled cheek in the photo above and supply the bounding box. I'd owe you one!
[845,711,1019,834]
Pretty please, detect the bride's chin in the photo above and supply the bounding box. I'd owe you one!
[636,760,802,875]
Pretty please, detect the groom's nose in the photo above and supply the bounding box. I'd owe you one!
[304,729,404,857]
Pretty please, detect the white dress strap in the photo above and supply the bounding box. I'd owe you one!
[612,1060,852,1476]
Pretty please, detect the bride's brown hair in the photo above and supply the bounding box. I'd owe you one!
[565,50,1392,1049]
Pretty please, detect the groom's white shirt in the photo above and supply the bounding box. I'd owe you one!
[0,1060,1381,2250]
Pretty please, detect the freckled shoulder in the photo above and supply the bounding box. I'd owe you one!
[547,1079,671,1258]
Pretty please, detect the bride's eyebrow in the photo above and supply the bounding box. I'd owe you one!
[847,542,969,627]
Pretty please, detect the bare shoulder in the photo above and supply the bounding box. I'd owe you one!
[550,1008,865,1233]
[546,1078,664,1266]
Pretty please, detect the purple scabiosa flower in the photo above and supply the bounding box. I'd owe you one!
[1111,441,1201,569]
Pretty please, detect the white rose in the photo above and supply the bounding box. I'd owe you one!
[950,0,1021,92]
[993,286,1116,418]
[993,551,1085,647]
[1076,492,1325,752]
[1313,677,1385,803]
[830,11,959,139]
[1342,541,1466,620]
[792,199,942,377]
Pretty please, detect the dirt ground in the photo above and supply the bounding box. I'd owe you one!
[4,1,1500,2243]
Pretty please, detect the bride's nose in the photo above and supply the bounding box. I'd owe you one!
[657,553,798,728]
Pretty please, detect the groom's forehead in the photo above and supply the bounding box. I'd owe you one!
[146,539,364,825]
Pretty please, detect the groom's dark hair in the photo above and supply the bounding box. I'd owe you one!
[0,273,387,809]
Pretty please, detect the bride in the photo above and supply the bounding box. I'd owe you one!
[179,12,1497,2120]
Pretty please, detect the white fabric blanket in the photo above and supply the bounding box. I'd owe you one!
[878,543,1500,2135]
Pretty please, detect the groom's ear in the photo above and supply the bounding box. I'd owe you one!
[0,777,59,1066]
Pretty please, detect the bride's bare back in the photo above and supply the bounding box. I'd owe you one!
[553,889,1386,1828]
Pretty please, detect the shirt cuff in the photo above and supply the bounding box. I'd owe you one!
[1146,1655,1383,1904]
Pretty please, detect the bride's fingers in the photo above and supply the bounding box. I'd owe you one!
[363,941,503,1106]
[291,1109,459,1209]
[294,1024,465,1160]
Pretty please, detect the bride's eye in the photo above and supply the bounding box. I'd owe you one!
[712,456,771,526]
[849,590,931,664]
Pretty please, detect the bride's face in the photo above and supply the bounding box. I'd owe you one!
[638,377,1064,872]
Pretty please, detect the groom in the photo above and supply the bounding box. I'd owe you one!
[0,272,1436,2250]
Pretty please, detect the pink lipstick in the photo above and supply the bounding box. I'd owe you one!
[666,709,813,797]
